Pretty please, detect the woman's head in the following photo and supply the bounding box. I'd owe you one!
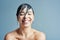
[16,3,34,18]
[16,3,34,27]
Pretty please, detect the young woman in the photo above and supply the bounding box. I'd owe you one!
[4,3,46,40]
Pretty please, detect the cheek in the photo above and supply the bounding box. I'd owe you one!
[30,16,34,22]
[17,16,23,22]
[31,15,34,20]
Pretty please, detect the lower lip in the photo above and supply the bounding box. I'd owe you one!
[23,20,29,24]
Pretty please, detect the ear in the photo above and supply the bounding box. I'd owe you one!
[32,15,34,22]
[16,16,19,21]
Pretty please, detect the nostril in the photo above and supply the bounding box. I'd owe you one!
[23,16,26,19]
[25,14,27,17]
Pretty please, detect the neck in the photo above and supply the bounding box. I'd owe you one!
[19,25,32,35]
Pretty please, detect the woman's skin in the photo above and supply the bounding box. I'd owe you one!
[4,6,46,40]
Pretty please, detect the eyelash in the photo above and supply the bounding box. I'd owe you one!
[20,14,31,15]
[28,14,31,15]
[20,14,24,16]
[19,12,31,16]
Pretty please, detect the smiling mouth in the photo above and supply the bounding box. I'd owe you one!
[22,20,29,24]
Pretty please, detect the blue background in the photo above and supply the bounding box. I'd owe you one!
[0,0,60,40]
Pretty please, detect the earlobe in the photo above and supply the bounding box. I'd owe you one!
[33,16,34,21]
[17,17,19,21]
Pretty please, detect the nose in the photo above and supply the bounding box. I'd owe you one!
[24,13,28,19]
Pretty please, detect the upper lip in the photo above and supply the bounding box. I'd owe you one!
[22,19,29,22]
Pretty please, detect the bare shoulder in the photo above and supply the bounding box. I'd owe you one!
[4,29,18,40]
[32,29,46,40]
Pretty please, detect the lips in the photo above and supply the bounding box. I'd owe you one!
[22,19,29,24]
[22,17,32,25]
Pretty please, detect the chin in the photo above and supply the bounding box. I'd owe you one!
[24,25,29,27]
[23,24,30,28]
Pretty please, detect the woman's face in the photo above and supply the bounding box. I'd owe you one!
[18,7,34,27]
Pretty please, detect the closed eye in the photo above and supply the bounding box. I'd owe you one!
[20,13,24,16]
[28,13,31,15]
[19,12,25,16]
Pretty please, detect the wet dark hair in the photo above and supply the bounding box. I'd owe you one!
[16,3,34,18]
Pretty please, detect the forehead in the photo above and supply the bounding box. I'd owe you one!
[20,7,33,13]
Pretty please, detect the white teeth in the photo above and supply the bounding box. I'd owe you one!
[22,20,29,23]
[24,20,29,22]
